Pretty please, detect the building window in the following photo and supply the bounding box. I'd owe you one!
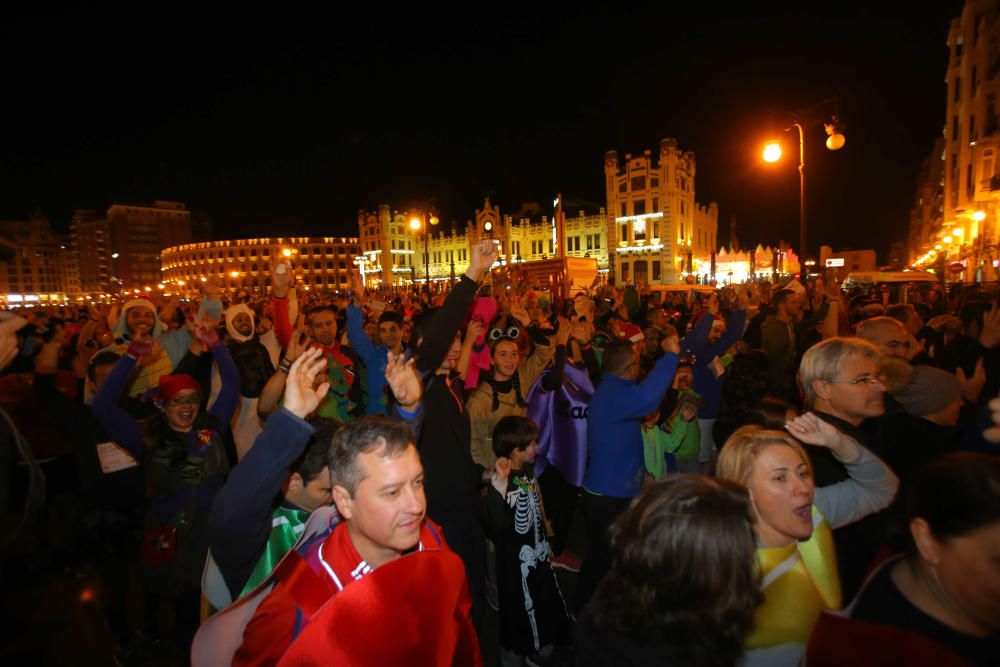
[681,201,687,215]
[619,181,627,193]
[953,116,960,141]
[954,77,961,102]
[339,261,346,269]
[680,223,685,241]
[594,235,601,249]
[650,177,659,188]
[652,197,659,212]
[652,261,661,281]
[620,202,627,218]
[633,200,646,216]
[586,235,593,250]
[620,224,628,243]
[631,176,645,191]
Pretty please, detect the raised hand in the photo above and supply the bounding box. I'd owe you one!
[490,456,512,494]
[956,357,986,404]
[660,333,680,355]
[466,239,500,282]
[983,395,1000,443]
[555,316,571,346]
[785,412,859,461]
[283,347,329,419]
[271,261,292,298]
[286,327,310,362]
[509,300,531,327]
[463,320,485,346]
[385,352,422,411]
[980,304,1000,349]
[193,318,221,349]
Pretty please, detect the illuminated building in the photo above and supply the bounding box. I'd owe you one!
[358,200,609,287]
[107,200,191,288]
[160,237,360,296]
[0,211,79,306]
[916,1,1000,281]
[604,138,719,284]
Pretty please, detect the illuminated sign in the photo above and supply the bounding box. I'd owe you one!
[825,258,845,267]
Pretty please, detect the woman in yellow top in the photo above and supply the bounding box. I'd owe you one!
[716,414,898,666]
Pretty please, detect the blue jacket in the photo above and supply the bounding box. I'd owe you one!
[346,304,411,415]
[584,351,679,498]
[682,308,746,419]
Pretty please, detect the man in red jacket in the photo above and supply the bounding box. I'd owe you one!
[229,414,480,667]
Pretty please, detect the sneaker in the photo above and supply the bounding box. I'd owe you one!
[550,552,582,573]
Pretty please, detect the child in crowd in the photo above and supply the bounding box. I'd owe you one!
[484,416,572,666]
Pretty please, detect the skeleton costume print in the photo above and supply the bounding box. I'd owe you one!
[483,468,572,657]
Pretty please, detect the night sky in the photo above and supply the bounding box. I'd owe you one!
[0,3,965,259]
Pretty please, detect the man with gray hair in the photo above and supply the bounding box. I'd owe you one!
[798,336,890,600]
[856,316,914,361]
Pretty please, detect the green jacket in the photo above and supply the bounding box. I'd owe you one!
[761,301,829,399]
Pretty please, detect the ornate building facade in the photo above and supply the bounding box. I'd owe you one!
[604,138,719,285]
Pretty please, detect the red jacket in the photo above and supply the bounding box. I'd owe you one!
[233,519,481,667]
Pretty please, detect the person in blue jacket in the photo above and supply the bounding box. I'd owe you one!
[681,293,747,470]
[573,332,680,612]
[345,296,408,415]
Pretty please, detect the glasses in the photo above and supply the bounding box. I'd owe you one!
[824,373,885,386]
[167,394,201,407]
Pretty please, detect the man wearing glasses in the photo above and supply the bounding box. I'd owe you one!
[799,336,890,599]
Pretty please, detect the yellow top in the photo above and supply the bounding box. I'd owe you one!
[746,506,841,649]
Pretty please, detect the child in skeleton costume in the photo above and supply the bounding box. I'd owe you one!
[483,416,572,664]
[466,303,559,469]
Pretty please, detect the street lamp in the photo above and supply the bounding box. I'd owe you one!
[410,213,439,287]
[761,106,846,268]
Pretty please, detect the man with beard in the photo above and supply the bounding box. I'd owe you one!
[258,305,364,424]
[223,304,276,458]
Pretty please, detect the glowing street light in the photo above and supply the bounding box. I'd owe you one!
[953,227,964,238]
[282,248,292,257]
[944,236,954,244]
[230,270,240,278]
[760,103,846,265]
[762,142,782,163]
[973,210,987,222]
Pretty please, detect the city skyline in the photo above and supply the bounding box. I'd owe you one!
[0,4,964,258]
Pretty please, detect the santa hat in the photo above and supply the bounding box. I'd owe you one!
[158,374,201,401]
[619,322,645,343]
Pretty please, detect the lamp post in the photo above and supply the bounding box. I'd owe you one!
[410,212,439,288]
[762,106,846,272]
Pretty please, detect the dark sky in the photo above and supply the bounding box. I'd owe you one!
[0,3,965,260]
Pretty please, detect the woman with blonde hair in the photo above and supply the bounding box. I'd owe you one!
[716,415,899,666]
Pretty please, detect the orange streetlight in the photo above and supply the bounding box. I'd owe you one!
[762,142,782,163]
[760,107,846,267]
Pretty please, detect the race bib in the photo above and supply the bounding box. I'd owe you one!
[96,442,139,474]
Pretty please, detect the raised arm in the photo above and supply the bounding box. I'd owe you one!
[208,349,328,596]
[91,341,149,460]
[787,412,899,529]
[415,240,499,374]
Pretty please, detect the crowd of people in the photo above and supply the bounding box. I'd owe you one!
[1,242,998,666]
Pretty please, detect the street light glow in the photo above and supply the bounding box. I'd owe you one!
[230,271,240,278]
[973,210,987,222]
[943,236,953,244]
[953,228,964,237]
[282,248,292,257]
[111,252,120,259]
[409,218,421,230]
[762,142,782,163]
